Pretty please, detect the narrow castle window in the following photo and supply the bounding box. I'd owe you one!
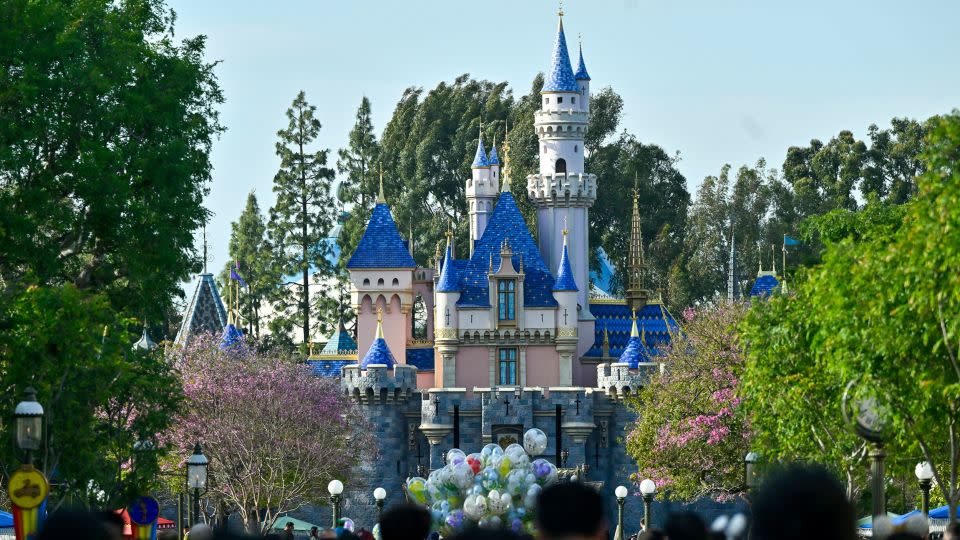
[555,158,567,174]
[377,278,384,286]
[392,277,399,286]
[498,348,518,385]
[497,280,516,321]
[363,278,370,286]
[574,145,578,153]
[412,295,427,339]
[544,97,549,105]
[557,96,563,104]
[572,96,576,104]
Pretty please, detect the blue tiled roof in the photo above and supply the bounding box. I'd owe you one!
[456,193,557,308]
[361,337,396,369]
[488,145,500,165]
[406,348,435,370]
[320,321,357,355]
[472,137,489,168]
[307,359,353,378]
[585,302,678,358]
[588,247,615,294]
[347,203,417,269]
[543,19,580,93]
[749,274,780,297]
[437,244,460,292]
[619,335,651,369]
[218,323,244,350]
[574,43,590,81]
[553,241,578,292]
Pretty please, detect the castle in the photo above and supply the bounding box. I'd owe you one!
[174,8,779,529]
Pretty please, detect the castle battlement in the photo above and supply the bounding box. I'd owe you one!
[596,362,659,399]
[341,364,418,404]
[534,109,589,139]
[526,172,598,202]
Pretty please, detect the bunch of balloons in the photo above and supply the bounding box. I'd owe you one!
[405,428,556,535]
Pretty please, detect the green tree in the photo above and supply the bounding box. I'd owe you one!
[0,285,182,509]
[742,111,960,521]
[219,192,276,339]
[337,96,380,213]
[268,91,336,346]
[0,0,223,322]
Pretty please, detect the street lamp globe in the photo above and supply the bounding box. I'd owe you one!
[186,443,209,490]
[615,485,629,499]
[915,461,934,481]
[639,479,657,496]
[745,451,760,489]
[328,479,344,496]
[14,387,44,452]
[374,487,387,501]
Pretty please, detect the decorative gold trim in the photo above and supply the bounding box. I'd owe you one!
[557,328,577,337]
[435,328,458,339]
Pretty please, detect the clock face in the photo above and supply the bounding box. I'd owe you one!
[857,397,881,430]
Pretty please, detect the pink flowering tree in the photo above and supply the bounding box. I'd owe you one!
[166,334,372,533]
[625,303,751,501]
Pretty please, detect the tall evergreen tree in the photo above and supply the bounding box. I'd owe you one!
[219,192,275,338]
[337,96,380,212]
[268,91,336,346]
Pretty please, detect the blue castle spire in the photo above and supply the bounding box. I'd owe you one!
[360,308,396,369]
[543,14,579,92]
[553,229,578,292]
[437,237,459,292]
[488,140,500,165]
[472,127,489,168]
[574,41,590,81]
[618,311,649,369]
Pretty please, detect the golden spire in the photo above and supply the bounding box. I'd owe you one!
[434,241,442,271]
[630,309,639,338]
[602,324,609,346]
[518,253,524,274]
[377,163,386,204]
[558,0,564,19]
[489,253,494,273]
[501,120,512,192]
[626,177,648,310]
[375,307,384,340]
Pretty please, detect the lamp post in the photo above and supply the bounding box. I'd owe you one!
[561,448,569,468]
[328,480,344,528]
[615,485,628,540]
[915,461,934,517]
[186,443,209,526]
[639,478,656,531]
[15,387,44,466]
[374,487,387,522]
[744,451,759,495]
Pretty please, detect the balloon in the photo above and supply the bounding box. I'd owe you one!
[447,448,466,465]
[445,510,464,530]
[480,467,501,490]
[505,469,527,496]
[511,518,523,533]
[498,455,513,477]
[341,518,355,532]
[523,428,548,456]
[451,461,474,490]
[487,489,506,515]
[488,516,502,529]
[406,477,428,504]
[524,484,542,509]
[466,453,482,475]
[531,459,557,486]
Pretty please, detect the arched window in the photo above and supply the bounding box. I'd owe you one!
[557,96,563,104]
[363,278,370,286]
[392,278,399,286]
[574,145,578,153]
[555,158,567,174]
[497,280,516,321]
[377,278,384,286]
[544,97,549,105]
[572,96,576,104]
[543,145,547,154]
[412,295,427,339]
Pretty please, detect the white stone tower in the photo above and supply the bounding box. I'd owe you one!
[467,128,498,256]
[526,10,596,317]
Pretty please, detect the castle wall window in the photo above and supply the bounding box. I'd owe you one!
[377,278,384,286]
[363,278,370,286]
[572,96,576,104]
[497,280,516,322]
[498,348,518,385]
[392,278,399,286]
[555,158,567,174]
[412,295,427,339]
[557,96,563,104]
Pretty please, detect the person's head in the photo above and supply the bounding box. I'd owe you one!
[190,523,215,540]
[286,522,295,531]
[637,529,666,540]
[320,528,338,540]
[903,514,930,540]
[311,526,320,536]
[447,527,521,540]
[944,522,960,540]
[37,508,112,540]
[536,482,606,540]
[751,464,855,540]
[664,512,706,540]
[379,504,431,540]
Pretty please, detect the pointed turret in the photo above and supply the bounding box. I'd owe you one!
[174,273,228,347]
[488,139,500,166]
[468,126,496,254]
[618,310,650,369]
[360,308,397,369]
[471,129,490,168]
[625,186,650,312]
[132,327,158,352]
[553,229,578,292]
[574,40,590,81]
[543,12,579,93]
[437,232,459,293]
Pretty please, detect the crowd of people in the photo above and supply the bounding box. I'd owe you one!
[30,465,959,540]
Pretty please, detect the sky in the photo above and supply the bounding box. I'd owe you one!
[165,0,960,277]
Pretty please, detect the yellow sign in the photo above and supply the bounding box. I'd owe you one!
[8,467,48,509]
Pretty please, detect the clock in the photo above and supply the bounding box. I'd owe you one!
[842,379,885,443]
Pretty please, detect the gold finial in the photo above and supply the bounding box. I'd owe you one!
[501,120,512,192]
[308,340,315,357]
[558,0,564,18]
[445,222,454,244]
[602,323,609,344]
[377,163,386,204]
[375,306,385,340]
[518,253,524,273]
[630,309,639,338]
[489,253,494,272]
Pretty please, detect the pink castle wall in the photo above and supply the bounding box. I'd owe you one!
[356,294,407,365]
[416,370,434,389]
[456,347,489,392]
[525,346,559,387]
[574,319,597,387]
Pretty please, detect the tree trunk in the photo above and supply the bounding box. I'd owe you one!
[299,135,310,346]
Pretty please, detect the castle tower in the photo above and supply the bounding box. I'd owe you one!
[467,128,497,255]
[434,229,460,387]
[553,228,579,386]
[625,188,650,312]
[526,10,596,317]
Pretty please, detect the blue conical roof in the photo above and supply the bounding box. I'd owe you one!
[553,235,578,292]
[360,315,396,369]
[347,203,417,268]
[472,135,489,168]
[218,323,244,350]
[437,243,460,292]
[543,18,580,92]
[574,43,591,81]
[618,316,649,368]
[488,144,500,165]
[320,319,357,355]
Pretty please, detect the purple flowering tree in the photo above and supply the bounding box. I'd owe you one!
[625,304,751,501]
[167,335,372,532]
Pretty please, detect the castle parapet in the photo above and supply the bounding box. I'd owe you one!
[596,362,658,399]
[526,172,597,202]
[342,364,418,404]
